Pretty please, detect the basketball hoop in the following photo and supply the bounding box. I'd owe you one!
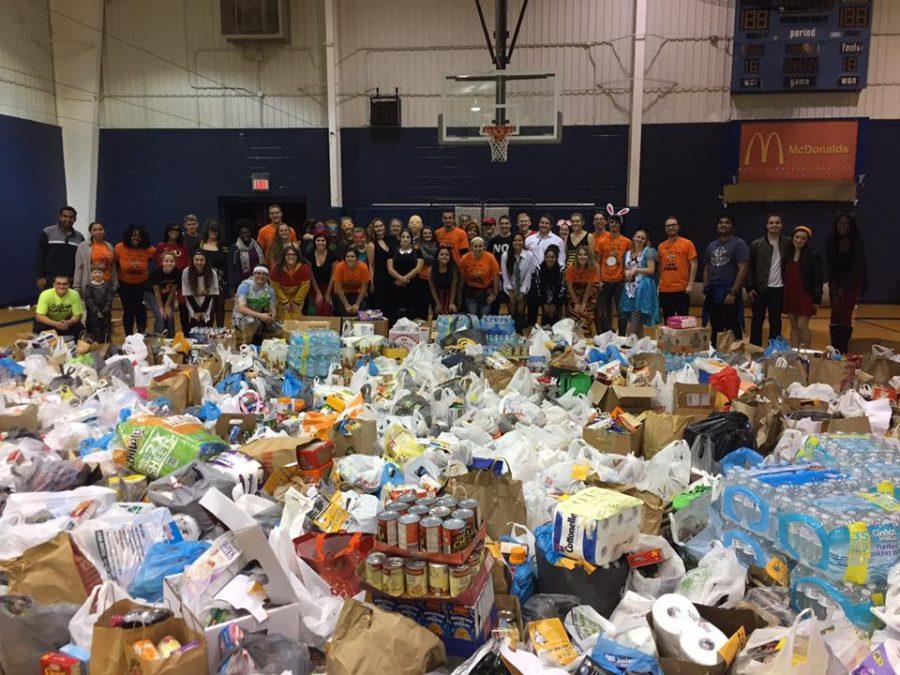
[482,124,518,162]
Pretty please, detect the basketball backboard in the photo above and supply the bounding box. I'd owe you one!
[438,70,561,145]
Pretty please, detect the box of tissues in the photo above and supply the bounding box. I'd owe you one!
[552,487,643,566]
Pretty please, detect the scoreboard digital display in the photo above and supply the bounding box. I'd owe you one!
[732,0,872,93]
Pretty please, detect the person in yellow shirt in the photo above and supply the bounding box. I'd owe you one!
[34,275,84,337]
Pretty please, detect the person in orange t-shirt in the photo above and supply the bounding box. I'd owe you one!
[332,248,371,316]
[435,211,469,265]
[458,237,499,317]
[564,245,601,333]
[114,224,157,335]
[257,204,297,256]
[657,216,698,320]
[595,216,631,335]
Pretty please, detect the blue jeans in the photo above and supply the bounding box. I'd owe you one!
[463,287,491,318]
[144,290,173,336]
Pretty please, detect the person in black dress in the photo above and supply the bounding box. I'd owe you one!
[309,231,336,315]
[428,247,459,316]
[367,218,395,315]
[387,229,425,322]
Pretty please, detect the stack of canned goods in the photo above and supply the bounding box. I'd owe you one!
[375,494,482,555]
[364,544,485,598]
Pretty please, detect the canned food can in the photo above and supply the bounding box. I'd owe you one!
[428,562,450,597]
[384,557,406,597]
[404,559,427,598]
[376,510,399,547]
[420,516,443,554]
[457,498,481,528]
[386,501,408,516]
[365,552,386,590]
[428,506,451,520]
[397,492,419,506]
[407,504,430,518]
[449,564,471,596]
[442,518,469,554]
[397,514,420,552]
[436,496,457,510]
[451,508,476,540]
[415,496,437,508]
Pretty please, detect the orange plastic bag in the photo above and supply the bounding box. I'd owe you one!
[710,366,740,401]
[293,532,373,597]
[302,410,340,441]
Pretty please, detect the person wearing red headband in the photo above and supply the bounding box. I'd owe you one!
[783,225,823,348]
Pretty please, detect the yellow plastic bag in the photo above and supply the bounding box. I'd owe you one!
[383,424,424,466]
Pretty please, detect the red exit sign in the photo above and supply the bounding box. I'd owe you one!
[251,173,270,191]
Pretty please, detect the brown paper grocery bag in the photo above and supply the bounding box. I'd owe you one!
[147,366,202,413]
[0,532,96,604]
[641,411,695,459]
[92,599,207,675]
[715,330,739,354]
[452,468,528,539]
[586,480,665,535]
[326,599,445,675]
[763,357,807,388]
[808,358,854,392]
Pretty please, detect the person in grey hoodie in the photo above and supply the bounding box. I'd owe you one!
[36,205,84,290]
[73,221,118,293]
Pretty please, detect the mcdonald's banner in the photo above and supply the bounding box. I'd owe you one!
[738,120,858,183]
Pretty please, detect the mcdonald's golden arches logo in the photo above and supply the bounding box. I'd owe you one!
[743,131,785,166]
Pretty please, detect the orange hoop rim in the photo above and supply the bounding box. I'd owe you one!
[481,124,518,141]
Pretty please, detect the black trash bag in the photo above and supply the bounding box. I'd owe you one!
[218,628,311,675]
[521,593,582,624]
[100,356,135,387]
[146,461,235,539]
[684,411,755,474]
[0,595,79,675]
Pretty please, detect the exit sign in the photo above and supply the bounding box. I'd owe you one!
[251,172,269,191]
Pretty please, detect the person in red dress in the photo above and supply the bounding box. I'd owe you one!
[783,225,823,348]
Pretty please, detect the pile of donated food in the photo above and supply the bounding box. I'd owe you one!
[0,313,899,674]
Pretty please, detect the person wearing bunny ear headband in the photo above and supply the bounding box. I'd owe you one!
[595,203,632,335]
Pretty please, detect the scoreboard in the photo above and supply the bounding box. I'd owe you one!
[731,0,873,93]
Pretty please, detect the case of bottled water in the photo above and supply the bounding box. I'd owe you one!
[287,329,342,379]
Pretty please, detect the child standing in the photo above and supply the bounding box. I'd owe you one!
[83,264,114,342]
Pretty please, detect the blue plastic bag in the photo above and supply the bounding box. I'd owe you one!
[763,336,792,358]
[197,401,222,422]
[0,358,25,379]
[589,636,663,675]
[217,372,246,395]
[720,447,765,475]
[281,370,305,397]
[78,432,115,456]
[129,540,210,602]
[534,522,564,565]
[587,345,628,366]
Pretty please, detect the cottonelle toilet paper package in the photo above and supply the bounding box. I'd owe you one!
[552,486,643,566]
[651,593,728,667]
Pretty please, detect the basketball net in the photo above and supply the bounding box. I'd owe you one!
[483,124,517,162]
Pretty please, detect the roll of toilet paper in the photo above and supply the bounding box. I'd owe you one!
[676,623,728,666]
[651,594,701,656]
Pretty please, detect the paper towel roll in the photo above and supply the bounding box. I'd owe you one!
[677,623,728,666]
[651,594,701,656]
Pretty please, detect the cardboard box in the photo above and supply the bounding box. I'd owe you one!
[652,603,769,675]
[164,488,302,672]
[388,322,431,349]
[240,434,313,477]
[494,593,525,643]
[673,383,716,417]
[331,418,379,457]
[603,386,657,415]
[281,317,341,335]
[658,326,711,354]
[342,318,389,338]
[583,424,643,456]
[0,403,39,433]
[214,412,257,441]
[823,416,872,434]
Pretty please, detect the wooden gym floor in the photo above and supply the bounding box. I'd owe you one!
[2,302,897,351]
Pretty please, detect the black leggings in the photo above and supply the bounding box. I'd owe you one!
[118,282,146,335]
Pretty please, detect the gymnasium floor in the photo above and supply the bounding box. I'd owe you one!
[2,303,897,351]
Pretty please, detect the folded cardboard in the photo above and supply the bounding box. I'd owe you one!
[658,326,711,354]
[602,386,657,415]
[0,403,39,433]
[163,488,302,671]
[674,383,716,417]
[652,603,769,675]
[281,317,341,335]
[583,424,643,456]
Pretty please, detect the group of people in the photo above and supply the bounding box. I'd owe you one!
[33,202,867,351]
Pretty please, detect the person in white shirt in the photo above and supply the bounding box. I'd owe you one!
[500,232,539,332]
[526,214,566,267]
[747,212,792,346]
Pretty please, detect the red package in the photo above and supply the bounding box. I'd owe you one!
[710,366,741,401]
